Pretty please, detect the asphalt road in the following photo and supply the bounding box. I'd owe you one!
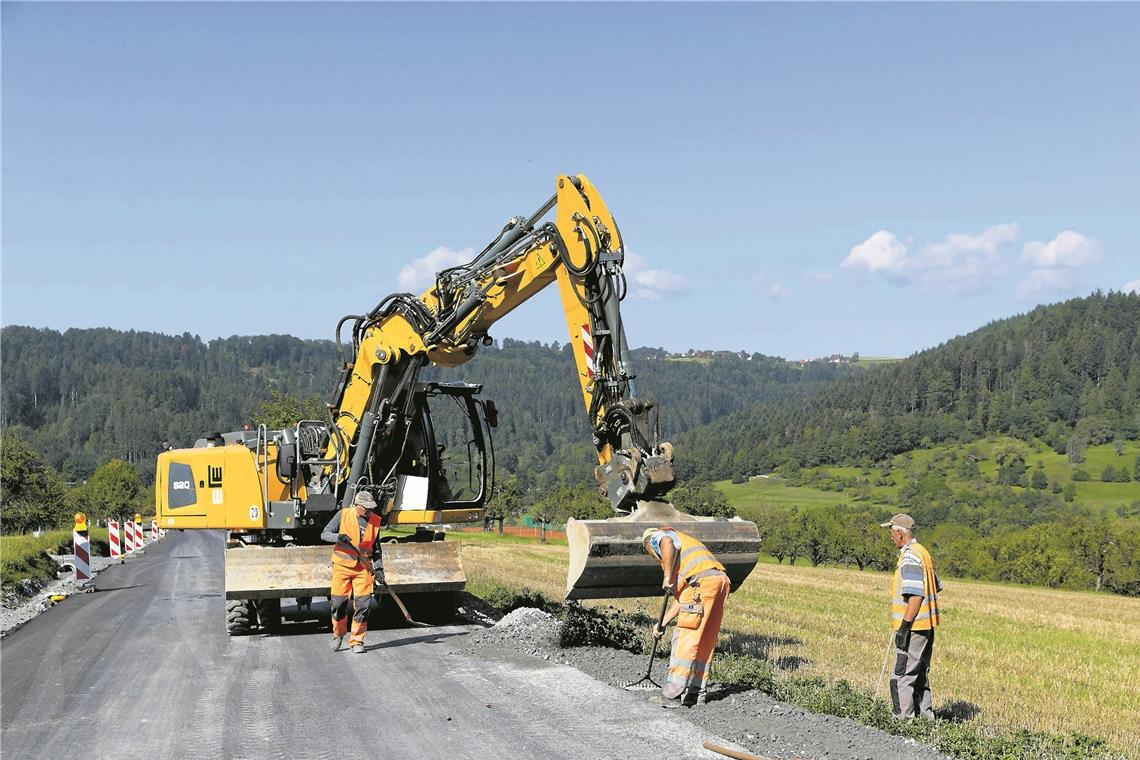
[1,530,738,760]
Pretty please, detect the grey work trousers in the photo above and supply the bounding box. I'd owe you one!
[889,628,934,719]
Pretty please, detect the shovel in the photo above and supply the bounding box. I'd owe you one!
[623,591,671,691]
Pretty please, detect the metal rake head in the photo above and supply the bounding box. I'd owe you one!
[622,676,662,691]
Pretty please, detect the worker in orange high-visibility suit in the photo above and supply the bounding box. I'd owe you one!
[642,526,730,708]
[320,491,382,653]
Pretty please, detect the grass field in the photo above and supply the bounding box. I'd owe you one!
[0,528,110,595]
[457,535,1140,756]
[718,438,1140,515]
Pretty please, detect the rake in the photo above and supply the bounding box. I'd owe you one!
[623,592,671,691]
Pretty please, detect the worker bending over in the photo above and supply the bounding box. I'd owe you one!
[882,513,943,719]
[642,526,730,707]
[321,491,382,653]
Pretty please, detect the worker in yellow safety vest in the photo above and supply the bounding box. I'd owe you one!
[320,491,382,653]
[642,526,731,708]
[882,513,943,719]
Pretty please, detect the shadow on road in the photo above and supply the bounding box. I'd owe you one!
[365,630,466,651]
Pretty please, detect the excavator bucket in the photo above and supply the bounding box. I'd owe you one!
[565,501,761,600]
[224,541,465,599]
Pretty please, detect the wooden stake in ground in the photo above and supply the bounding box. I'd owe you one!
[701,742,779,760]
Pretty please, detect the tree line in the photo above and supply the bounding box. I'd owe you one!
[679,291,1140,480]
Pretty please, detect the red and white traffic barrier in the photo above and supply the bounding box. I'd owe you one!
[109,519,123,561]
[150,520,158,541]
[73,514,92,588]
[126,520,137,553]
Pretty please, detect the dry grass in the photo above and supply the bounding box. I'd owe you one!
[458,539,1140,756]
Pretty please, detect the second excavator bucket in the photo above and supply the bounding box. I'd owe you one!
[224,541,466,599]
[564,501,761,600]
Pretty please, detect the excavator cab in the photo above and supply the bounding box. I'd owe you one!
[381,381,496,527]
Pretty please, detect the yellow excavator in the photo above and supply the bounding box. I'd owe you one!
[155,174,760,634]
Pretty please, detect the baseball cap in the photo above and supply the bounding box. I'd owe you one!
[354,491,378,510]
[879,513,915,530]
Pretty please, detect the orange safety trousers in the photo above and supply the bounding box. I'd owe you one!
[663,573,730,701]
[331,563,374,646]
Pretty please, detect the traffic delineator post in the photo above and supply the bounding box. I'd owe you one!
[109,519,123,562]
[73,513,93,590]
[135,513,145,551]
[150,519,158,541]
[126,520,138,554]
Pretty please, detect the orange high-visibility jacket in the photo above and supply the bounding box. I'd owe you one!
[331,508,382,570]
[671,530,726,594]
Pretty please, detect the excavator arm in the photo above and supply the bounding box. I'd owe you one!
[318,174,758,599]
[321,174,674,515]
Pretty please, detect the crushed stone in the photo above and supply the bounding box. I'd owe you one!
[1,553,123,638]
[452,606,951,760]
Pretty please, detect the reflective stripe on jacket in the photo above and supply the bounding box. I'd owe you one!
[673,530,726,594]
[331,508,381,570]
[891,540,941,630]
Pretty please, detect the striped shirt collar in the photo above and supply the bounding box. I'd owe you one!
[898,538,917,554]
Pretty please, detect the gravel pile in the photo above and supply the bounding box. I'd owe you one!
[458,606,563,657]
[1,554,120,638]
[455,607,950,760]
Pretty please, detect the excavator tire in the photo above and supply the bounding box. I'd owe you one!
[225,599,254,636]
[254,598,282,632]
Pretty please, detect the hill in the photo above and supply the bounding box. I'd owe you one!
[0,327,854,486]
[679,291,1140,481]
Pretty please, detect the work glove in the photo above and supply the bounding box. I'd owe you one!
[337,533,352,544]
[895,620,913,651]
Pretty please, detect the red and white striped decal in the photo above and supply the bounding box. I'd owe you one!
[150,520,158,541]
[109,520,122,559]
[74,530,91,586]
[581,323,595,378]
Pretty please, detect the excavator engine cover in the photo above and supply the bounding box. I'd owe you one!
[565,500,761,600]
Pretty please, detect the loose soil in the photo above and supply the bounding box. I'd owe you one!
[453,605,950,760]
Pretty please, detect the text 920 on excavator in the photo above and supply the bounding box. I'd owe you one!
[155,174,760,635]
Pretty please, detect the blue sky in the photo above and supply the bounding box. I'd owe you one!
[3,3,1138,360]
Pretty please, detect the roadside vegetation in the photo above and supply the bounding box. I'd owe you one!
[457,533,1139,758]
[717,437,1139,596]
[1,528,110,601]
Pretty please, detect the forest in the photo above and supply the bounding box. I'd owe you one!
[3,292,1138,594]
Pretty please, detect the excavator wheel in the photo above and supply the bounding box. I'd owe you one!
[254,598,282,632]
[225,599,255,636]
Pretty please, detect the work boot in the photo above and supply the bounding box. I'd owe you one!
[330,635,343,652]
[351,644,365,654]
[647,694,683,709]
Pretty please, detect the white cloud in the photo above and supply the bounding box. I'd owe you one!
[910,223,1019,292]
[842,230,908,273]
[1018,268,1073,296]
[1123,279,1140,294]
[398,246,473,292]
[623,252,685,300]
[807,271,834,283]
[752,273,792,300]
[1018,231,1102,297]
[1021,231,1102,269]
[842,224,1018,292]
